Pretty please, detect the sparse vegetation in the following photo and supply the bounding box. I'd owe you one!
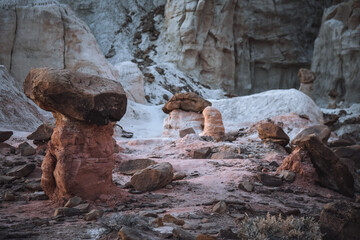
[237,213,322,240]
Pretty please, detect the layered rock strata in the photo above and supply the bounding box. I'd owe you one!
[24,68,127,201]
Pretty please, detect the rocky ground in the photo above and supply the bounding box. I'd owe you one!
[0,113,359,239]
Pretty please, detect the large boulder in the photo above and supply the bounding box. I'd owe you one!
[162,92,211,114]
[24,68,127,201]
[296,135,354,196]
[130,162,174,192]
[24,68,127,125]
[320,201,360,240]
[257,122,290,146]
[291,125,331,147]
[312,0,360,103]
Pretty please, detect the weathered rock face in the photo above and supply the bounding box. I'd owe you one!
[161,0,331,94]
[312,0,360,104]
[24,68,127,201]
[0,65,46,131]
[162,92,211,114]
[296,135,354,197]
[24,68,127,125]
[42,113,116,200]
[200,106,225,141]
[163,109,204,137]
[0,0,117,87]
[257,122,290,146]
[320,201,360,240]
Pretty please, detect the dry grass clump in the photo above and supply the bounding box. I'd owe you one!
[237,213,322,240]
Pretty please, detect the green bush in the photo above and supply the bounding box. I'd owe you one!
[237,213,322,240]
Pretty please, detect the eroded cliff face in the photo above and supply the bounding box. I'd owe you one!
[160,0,332,94]
[0,0,117,87]
[312,0,360,104]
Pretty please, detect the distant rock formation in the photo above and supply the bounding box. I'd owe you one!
[312,0,360,104]
[24,68,127,201]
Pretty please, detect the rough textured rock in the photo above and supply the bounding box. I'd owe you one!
[312,0,360,104]
[130,162,173,192]
[18,142,36,156]
[297,135,354,196]
[24,68,127,125]
[200,107,225,141]
[64,196,82,208]
[162,92,211,114]
[0,131,13,143]
[0,0,117,86]
[277,147,318,181]
[114,61,145,104]
[27,124,54,145]
[0,65,45,131]
[320,201,360,240]
[24,68,126,201]
[161,0,331,94]
[257,122,290,146]
[6,164,36,178]
[191,147,212,159]
[163,109,204,137]
[298,68,316,98]
[291,125,331,147]
[257,173,283,187]
[212,201,227,214]
[179,127,196,138]
[117,158,156,175]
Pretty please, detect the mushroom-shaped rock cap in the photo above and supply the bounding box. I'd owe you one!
[298,68,316,84]
[24,68,127,125]
[162,92,211,114]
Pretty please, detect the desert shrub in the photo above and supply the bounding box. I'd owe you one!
[237,213,322,240]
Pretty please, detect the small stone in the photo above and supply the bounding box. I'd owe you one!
[173,172,186,181]
[151,217,164,227]
[84,209,103,221]
[165,184,173,189]
[27,124,53,142]
[118,158,156,175]
[238,181,254,192]
[64,196,82,208]
[257,173,283,187]
[219,228,238,239]
[279,170,296,182]
[183,223,201,230]
[29,191,49,200]
[25,181,43,191]
[212,201,227,213]
[172,227,196,240]
[179,128,196,138]
[0,175,16,184]
[6,163,36,177]
[163,214,185,225]
[4,192,15,201]
[124,182,133,188]
[191,147,212,159]
[118,226,143,240]
[196,234,217,240]
[74,203,89,212]
[257,122,289,146]
[54,207,81,217]
[0,131,13,143]
[18,142,36,156]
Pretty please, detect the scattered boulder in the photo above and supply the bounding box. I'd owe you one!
[212,201,227,213]
[0,131,13,143]
[18,142,36,156]
[24,68,127,201]
[179,127,195,138]
[0,175,16,185]
[200,106,225,142]
[238,180,254,192]
[6,163,36,178]
[172,227,196,240]
[24,68,127,125]
[291,125,331,147]
[278,170,296,182]
[64,196,82,208]
[84,209,103,221]
[4,192,15,201]
[257,122,289,146]
[118,159,156,175]
[173,172,186,181]
[130,162,173,192]
[320,201,360,240]
[74,203,90,212]
[54,207,81,217]
[296,135,354,197]
[118,226,143,240]
[0,143,15,156]
[191,147,212,159]
[162,92,211,114]
[163,214,185,225]
[257,173,283,187]
[25,179,43,191]
[27,123,54,145]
